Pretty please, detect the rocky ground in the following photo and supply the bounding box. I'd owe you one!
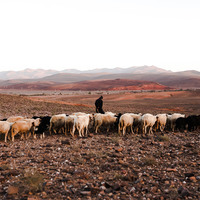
[0,90,200,199]
[0,129,200,200]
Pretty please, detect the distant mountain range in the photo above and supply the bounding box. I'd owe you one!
[0,66,170,80]
[0,66,200,90]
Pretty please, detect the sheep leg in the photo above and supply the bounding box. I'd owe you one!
[118,124,121,135]
[72,125,76,137]
[5,130,8,143]
[149,126,153,134]
[123,126,126,136]
[95,125,99,134]
[85,127,88,137]
[65,124,68,136]
[78,128,82,137]
[144,125,147,134]
[107,125,110,132]
[131,126,134,134]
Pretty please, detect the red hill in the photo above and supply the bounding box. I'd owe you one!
[48,79,172,91]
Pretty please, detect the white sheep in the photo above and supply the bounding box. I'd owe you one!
[0,121,11,142]
[155,114,168,132]
[23,118,41,138]
[10,120,35,142]
[105,112,116,115]
[65,115,77,136]
[132,113,143,134]
[49,114,67,135]
[7,116,26,123]
[94,113,117,133]
[72,112,87,116]
[141,113,158,134]
[118,113,141,135]
[72,114,93,137]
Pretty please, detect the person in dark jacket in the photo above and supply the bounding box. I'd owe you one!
[95,96,105,114]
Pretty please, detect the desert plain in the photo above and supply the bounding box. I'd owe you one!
[0,89,200,199]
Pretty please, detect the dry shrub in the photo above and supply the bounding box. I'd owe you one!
[19,168,44,194]
[71,144,82,152]
[71,157,86,164]
[0,164,10,170]
[110,136,120,144]
[95,151,108,159]
[157,135,170,142]
[114,172,124,180]
[142,156,156,166]
[169,188,178,199]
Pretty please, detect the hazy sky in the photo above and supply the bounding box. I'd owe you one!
[0,0,200,72]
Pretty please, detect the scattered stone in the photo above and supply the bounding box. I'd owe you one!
[0,176,5,182]
[166,168,177,172]
[181,188,190,197]
[61,140,71,145]
[0,124,200,199]
[185,172,195,178]
[7,186,18,195]
[189,176,196,182]
[116,147,123,152]
[9,170,20,176]
[80,191,91,196]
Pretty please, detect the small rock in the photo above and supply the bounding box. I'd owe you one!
[114,183,121,191]
[196,176,200,180]
[73,170,84,176]
[118,160,124,164]
[181,188,190,197]
[91,187,101,195]
[135,178,143,184]
[150,186,157,193]
[130,187,136,193]
[100,186,106,190]
[7,186,18,195]
[80,191,91,196]
[116,147,123,152]
[189,176,196,182]
[166,168,177,172]
[9,170,20,176]
[165,180,170,185]
[0,176,5,182]
[185,172,195,178]
[61,140,71,145]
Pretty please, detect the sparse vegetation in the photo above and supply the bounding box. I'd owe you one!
[114,172,124,180]
[110,136,121,144]
[156,134,170,142]
[0,164,10,170]
[18,168,44,194]
[142,156,156,166]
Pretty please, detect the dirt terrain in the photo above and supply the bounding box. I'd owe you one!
[0,90,200,199]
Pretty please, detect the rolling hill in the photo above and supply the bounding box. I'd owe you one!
[0,67,200,90]
[0,66,170,80]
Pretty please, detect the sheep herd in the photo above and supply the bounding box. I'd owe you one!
[0,112,200,143]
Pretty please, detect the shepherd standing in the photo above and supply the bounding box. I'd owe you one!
[95,96,105,114]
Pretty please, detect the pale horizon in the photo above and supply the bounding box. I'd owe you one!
[0,0,200,73]
[0,65,200,73]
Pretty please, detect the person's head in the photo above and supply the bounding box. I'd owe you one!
[100,96,103,99]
